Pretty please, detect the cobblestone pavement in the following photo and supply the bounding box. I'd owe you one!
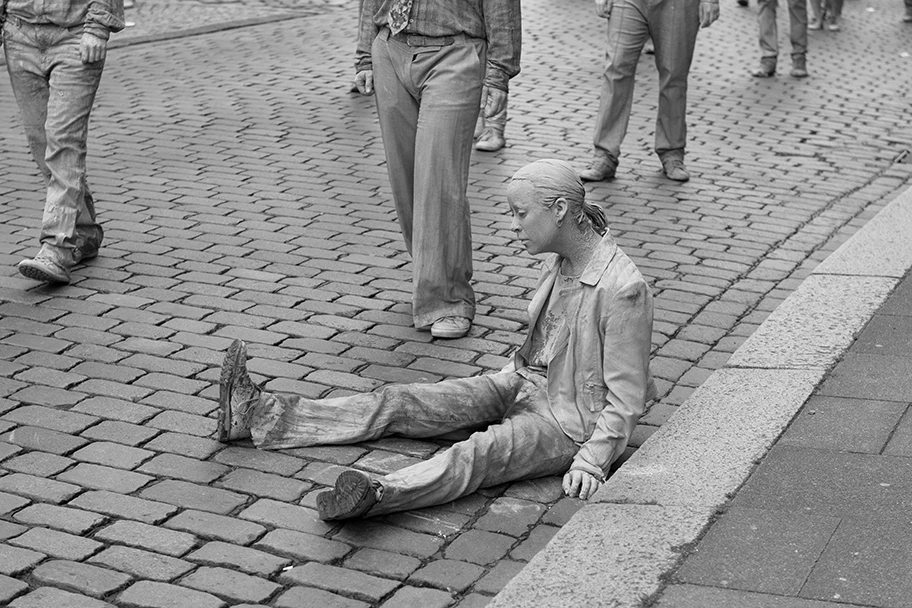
[1,0,911,606]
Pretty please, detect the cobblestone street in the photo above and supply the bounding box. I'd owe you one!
[1,0,911,605]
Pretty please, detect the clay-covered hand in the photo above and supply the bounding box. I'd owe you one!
[595,0,614,18]
[354,70,374,95]
[562,469,603,500]
[80,32,107,64]
[699,1,720,27]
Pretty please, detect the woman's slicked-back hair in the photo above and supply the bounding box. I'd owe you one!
[510,159,608,235]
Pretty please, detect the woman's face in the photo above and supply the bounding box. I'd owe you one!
[507,181,560,256]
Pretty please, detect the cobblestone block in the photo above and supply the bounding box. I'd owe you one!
[409,559,485,593]
[0,544,45,576]
[342,548,421,579]
[163,510,265,545]
[354,450,422,475]
[141,390,214,416]
[89,546,194,582]
[273,586,369,608]
[117,580,226,608]
[94,520,196,557]
[216,468,310,501]
[0,491,30,516]
[473,559,526,595]
[70,490,178,524]
[9,527,102,561]
[253,528,350,563]
[0,521,26,540]
[180,566,281,604]
[444,529,515,566]
[279,562,399,603]
[0,473,80,504]
[509,524,560,561]
[80,420,160,446]
[147,410,213,437]
[212,446,304,476]
[57,462,154,494]
[1,405,97,434]
[137,454,229,484]
[13,503,106,536]
[503,477,564,503]
[31,559,132,598]
[238,499,332,535]
[3,452,74,477]
[0,426,88,455]
[71,397,158,424]
[333,520,444,559]
[139,480,247,514]
[9,587,115,608]
[72,379,152,403]
[377,506,470,538]
[0,441,22,462]
[143,432,223,459]
[187,541,290,576]
[475,497,546,537]
[0,572,27,605]
[71,440,154,470]
[381,585,453,608]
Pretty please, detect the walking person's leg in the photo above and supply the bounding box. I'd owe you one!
[753,0,780,76]
[786,0,809,76]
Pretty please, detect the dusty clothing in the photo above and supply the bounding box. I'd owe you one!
[245,232,655,514]
[2,0,124,40]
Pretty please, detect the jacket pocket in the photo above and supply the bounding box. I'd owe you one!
[583,382,609,413]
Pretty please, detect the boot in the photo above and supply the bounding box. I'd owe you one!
[790,54,809,78]
[475,106,506,152]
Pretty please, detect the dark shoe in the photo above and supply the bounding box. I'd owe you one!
[790,54,809,78]
[751,59,777,78]
[474,127,505,152]
[904,8,912,21]
[825,15,841,30]
[317,470,379,521]
[579,155,618,182]
[18,253,71,284]
[431,316,471,339]
[808,16,823,29]
[737,0,748,5]
[662,158,690,182]
[218,339,261,442]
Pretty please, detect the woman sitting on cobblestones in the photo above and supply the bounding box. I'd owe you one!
[215,159,656,521]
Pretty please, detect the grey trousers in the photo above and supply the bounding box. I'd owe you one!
[370,28,485,329]
[592,0,701,163]
[758,0,808,59]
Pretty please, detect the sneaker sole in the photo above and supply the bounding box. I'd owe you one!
[218,339,246,442]
[317,471,375,521]
[18,262,70,284]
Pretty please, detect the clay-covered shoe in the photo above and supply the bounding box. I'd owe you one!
[18,254,71,284]
[431,316,471,339]
[218,339,261,442]
[475,128,505,152]
[751,59,777,78]
[317,470,379,521]
[578,155,618,182]
[662,158,691,182]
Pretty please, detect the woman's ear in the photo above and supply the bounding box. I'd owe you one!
[554,197,569,224]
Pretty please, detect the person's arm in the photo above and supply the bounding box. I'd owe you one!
[354,0,381,94]
[85,0,125,39]
[565,279,653,493]
[481,0,521,98]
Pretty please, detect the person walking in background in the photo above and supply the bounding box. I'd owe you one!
[352,0,521,339]
[751,0,809,78]
[216,160,656,521]
[2,0,124,284]
[809,0,842,30]
[579,0,720,184]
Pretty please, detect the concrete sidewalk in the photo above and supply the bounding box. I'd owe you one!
[1,0,912,606]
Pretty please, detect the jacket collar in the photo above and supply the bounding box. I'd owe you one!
[541,230,619,287]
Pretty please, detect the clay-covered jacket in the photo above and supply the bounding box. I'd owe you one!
[512,231,657,479]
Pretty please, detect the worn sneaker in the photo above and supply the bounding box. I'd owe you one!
[431,316,471,339]
[578,155,618,182]
[317,470,380,521]
[18,254,71,284]
[808,16,823,29]
[218,339,262,442]
[662,158,691,182]
[904,7,912,21]
[790,54,809,78]
[825,15,841,30]
[750,58,777,78]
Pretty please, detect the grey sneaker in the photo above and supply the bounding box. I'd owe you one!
[218,339,262,442]
[662,158,691,182]
[579,155,618,182]
[18,254,71,284]
[790,54,809,78]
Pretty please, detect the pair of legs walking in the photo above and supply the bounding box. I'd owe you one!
[4,20,105,284]
[370,28,483,334]
[753,0,809,77]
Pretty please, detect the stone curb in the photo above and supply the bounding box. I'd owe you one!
[490,185,912,608]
